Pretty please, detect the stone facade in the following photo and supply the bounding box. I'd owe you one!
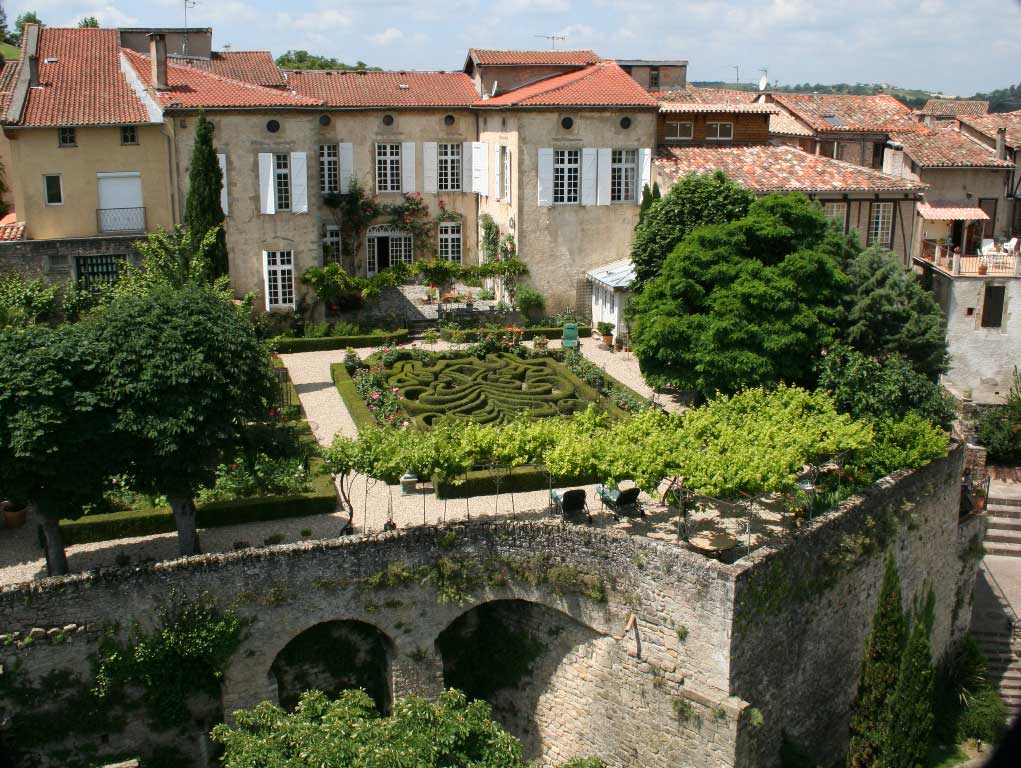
[0,233,144,280]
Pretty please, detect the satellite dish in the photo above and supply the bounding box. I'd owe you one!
[758,74,769,92]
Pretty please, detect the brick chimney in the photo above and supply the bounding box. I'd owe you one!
[996,127,1007,160]
[28,55,39,87]
[148,33,168,91]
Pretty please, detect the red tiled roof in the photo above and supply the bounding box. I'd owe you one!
[958,111,1021,150]
[650,87,699,104]
[0,213,26,241]
[917,202,990,221]
[656,145,926,193]
[169,51,287,88]
[286,69,476,108]
[770,110,814,137]
[21,27,152,126]
[919,99,988,117]
[0,60,18,118]
[659,101,775,114]
[124,49,321,109]
[469,49,598,66]
[478,62,658,108]
[769,93,921,133]
[690,87,757,105]
[889,128,1013,169]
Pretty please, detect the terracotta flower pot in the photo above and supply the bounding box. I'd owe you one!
[601,334,613,348]
[4,502,27,529]
[978,264,988,275]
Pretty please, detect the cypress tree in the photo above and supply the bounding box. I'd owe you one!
[882,598,936,768]
[847,553,907,768]
[639,183,653,221]
[183,111,228,279]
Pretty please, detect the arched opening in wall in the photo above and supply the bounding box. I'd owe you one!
[270,620,393,714]
[436,599,603,759]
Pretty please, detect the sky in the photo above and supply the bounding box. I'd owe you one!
[7,0,1021,96]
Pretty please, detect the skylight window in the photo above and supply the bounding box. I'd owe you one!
[823,115,845,126]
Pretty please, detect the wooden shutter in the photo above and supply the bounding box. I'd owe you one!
[472,142,488,196]
[290,152,308,214]
[258,153,275,214]
[981,285,1006,328]
[581,147,598,206]
[504,148,512,204]
[262,251,271,311]
[401,141,416,193]
[638,148,652,195]
[537,148,554,207]
[494,146,502,201]
[596,148,612,205]
[462,141,473,192]
[339,142,354,193]
[216,153,228,215]
[423,142,438,194]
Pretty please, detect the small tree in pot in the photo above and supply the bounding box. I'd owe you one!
[597,321,615,348]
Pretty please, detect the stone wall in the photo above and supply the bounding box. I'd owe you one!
[0,235,144,280]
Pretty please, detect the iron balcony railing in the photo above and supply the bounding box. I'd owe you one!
[97,206,146,234]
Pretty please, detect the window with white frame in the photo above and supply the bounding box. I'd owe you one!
[553,149,580,204]
[502,146,511,201]
[319,144,339,194]
[611,149,638,203]
[867,202,894,247]
[822,201,848,233]
[706,122,734,140]
[43,175,63,206]
[437,143,461,191]
[322,224,341,264]
[438,222,462,263]
[274,153,291,211]
[666,121,693,141]
[264,251,295,308]
[58,127,76,147]
[376,143,402,192]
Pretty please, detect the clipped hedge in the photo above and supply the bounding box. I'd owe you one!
[331,363,378,431]
[439,326,593,343]
[433,465,600,500]
[273,328,410,353]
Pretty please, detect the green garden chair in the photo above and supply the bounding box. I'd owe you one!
[562,322,579,350]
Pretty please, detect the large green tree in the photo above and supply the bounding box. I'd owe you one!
[847,553,908,768]
[839,247,947,380]
[629,193,848,397]
[95,286,275,555]
[883,597,936,767]
[630,170,754,287]
[183,112,229,278]
[212,688,602,768]
[13,11,40,44]
[0,324,120,574]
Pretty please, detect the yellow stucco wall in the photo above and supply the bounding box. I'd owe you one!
[8,124,174,239]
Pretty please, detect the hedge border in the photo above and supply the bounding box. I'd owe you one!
[331,362,379,431]
[272,328,410,353]
[439,326,593,343]
[433,465,600,500]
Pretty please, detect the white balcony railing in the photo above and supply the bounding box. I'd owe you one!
[97,207,146,234]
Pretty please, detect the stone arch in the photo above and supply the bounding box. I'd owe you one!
[435,598,610,760]
[269,619,395,714]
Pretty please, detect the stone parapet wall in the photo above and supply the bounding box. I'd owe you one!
[0,235,144,279]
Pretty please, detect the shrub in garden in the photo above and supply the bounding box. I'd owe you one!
[976,367,1021,464]
[515,286,546,320]
[0,272,60,327]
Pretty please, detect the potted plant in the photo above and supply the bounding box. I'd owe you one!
[534,335,549,351]
[978,261,989,275]
[974,487,987,511]
[597,321,615,348]
[464,292,474,309]
[3,499,28,529]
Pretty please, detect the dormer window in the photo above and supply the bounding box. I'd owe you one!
[58,127,76,147]
[706,122,734,141]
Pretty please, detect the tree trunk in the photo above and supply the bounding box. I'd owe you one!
[39,504,69,577]
[169,496,201,556]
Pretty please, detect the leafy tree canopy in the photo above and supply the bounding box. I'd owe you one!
[274,50,380,71]
[77,16,98,27]
[630,170,754,286]
[212,688,604,768]
[629,192,849,397]
[13,11,40,43]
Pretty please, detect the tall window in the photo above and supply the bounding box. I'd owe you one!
[553,149,580,204]
[502,146,511,201]
[120,126,138,145]
[706,122,734,140]
[822,202,847,233]
[376,143,402,192]
[264,251,295,308]
[649,67,660,89]
[43,175,63,206]
[319,144,339,194]
[437,143,461,191]
[438,222,462,263]
[666,122,693,141]
[981,285,1005,329]
[58,127,76,147]
[322,225,341,264]
[611,149,638,203]
[871,142,885,170]
[274,153,291,211]
[867,202,894,247]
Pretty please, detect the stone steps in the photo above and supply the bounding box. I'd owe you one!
[986,541,1021,557]
[988,516,1021,532]
[988,503,1021,520]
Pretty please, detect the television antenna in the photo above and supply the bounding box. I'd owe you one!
[183,0,198,55]
[535,34,566,49]
[730,65,739,83]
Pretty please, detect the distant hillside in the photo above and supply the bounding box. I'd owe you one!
[0,42,20,61]
[966,83,1021,113]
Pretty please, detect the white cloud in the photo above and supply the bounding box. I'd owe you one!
[368,27,404,45]
[501,0,570,15]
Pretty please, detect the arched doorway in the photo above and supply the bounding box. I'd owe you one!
[366,225,413,276]
[270,620,393,713]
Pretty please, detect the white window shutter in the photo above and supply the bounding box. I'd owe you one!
[639,148,652,196]
[290,152,308,214]
[505,149,512,204]
[339,142,354,193]
[462,141,473,192]
[262,251,271,311]
[471,141,488,196]
[596,148,612,206]
[216,153,229,215]
[494,147,502,201]
[581,148,598,206]
[258,153,275,215]
[401,141,416,193]
[423,142,438,194]
[537,148,554,207]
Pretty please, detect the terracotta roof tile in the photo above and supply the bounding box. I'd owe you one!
[478,62,657,108]
[958,111,1021,150]
[22,27,151,126]
[0,60,18,117]
[918,202,990,221]
[656,145,926,193]
[124,49,321,109]
[0,212,26,241]
[286,69,476,107]
[690,87,757,104]
[659,101,776,114]
[920,99,988,117]
[769,93,920,133]
[169,51,286,88]
[770,110,814,137]
[650,87,700,104]
[469,49,598,66]
[889,128,1013,168]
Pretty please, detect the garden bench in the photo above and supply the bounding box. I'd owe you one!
[596,485,643,519]
[551,488,592,524]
